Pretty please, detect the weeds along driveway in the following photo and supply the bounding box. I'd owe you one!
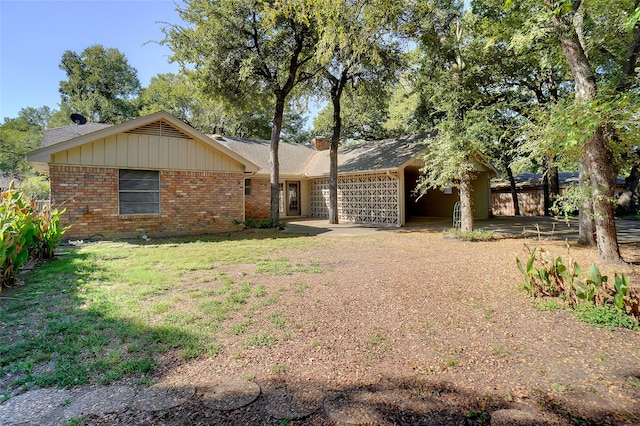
[1,228,639,425]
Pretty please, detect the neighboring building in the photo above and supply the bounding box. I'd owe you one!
[491,172,627,216]
[28,111,496,239]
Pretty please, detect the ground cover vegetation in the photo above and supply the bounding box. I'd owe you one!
[0,230,323,401]
[1,230,639,424]
[517,245,640,329]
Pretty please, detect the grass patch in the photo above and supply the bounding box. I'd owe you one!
[246,333,278,347]
[366,333,386,348]
[533,299,564,311]
[270,364,288,374]
[628,377,640,389]
[443,228,494,241]
[490,344,508,356]
[0,231,324,395]
[255,258,322,275]
[269,311,288,329]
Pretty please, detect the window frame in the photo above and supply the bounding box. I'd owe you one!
[244,178,252,196]
[118,169,160,216]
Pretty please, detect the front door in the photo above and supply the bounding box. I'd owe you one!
[287,182,300,216]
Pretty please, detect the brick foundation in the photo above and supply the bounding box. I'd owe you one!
[50,165,244,239]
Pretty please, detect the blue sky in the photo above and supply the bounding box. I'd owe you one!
[0,0,181,121]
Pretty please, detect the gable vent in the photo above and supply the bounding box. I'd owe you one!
[125,120,192,139]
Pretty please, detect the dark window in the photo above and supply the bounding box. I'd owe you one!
[119,169,160,215]
[245,179,252,196]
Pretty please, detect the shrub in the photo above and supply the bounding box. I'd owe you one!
[236,218,287,229]
[516,246,639,329]
[19,174,50,200]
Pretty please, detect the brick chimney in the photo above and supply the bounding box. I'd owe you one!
[311,136,331,151]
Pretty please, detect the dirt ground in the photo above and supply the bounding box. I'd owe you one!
[78,227,640,425]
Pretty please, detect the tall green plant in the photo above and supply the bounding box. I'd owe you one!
[516,246,639,324]
[0,183,70,289]
[34,206,69,260]
[0,183,36,287]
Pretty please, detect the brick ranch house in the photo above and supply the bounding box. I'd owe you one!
[28,111,496,239]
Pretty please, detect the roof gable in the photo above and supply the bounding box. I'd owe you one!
[29,111,258,173]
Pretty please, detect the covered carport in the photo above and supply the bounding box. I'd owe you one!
[402,164,495,222]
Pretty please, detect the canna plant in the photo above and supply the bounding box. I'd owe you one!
[517,246,639,323]
[0,182,70,289]
[0,183,37,287]
[34,205,69,260]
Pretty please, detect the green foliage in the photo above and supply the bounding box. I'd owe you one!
[162,0,317,111]
[516,246,640,329]
[33,206,70,261]
[0,184,69,288]
[139,72,274,139]
[18,175,50,200]
[312,87,396,142]
[1,184,37,287]
[574,303,640,330]
[58,44,141,124]
[0,110,47,174]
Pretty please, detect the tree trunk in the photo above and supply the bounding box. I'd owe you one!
[328,71,347,225]
[551,2,623,263]
[459,176,474,232]
[578,158,596,246]
[505,162,520,216]
[269,95,285,226]
[543,154,560,216]
[584,128,624,263]
[548,163,560,212]
[329,99,340,224]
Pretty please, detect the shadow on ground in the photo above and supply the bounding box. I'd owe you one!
[3,374,639,425]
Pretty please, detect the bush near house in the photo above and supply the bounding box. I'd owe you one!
[0,182,69,290]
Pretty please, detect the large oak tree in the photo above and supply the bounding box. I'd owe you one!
[162,0,319,225]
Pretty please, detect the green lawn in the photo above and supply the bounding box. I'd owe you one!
[0,230,323,400]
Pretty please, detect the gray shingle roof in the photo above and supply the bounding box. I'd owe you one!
[212,135,317,175]
[42,123,113,147]
[214,133,432,177]
[304,134,431,177]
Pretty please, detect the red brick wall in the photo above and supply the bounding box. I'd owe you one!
[244,177,270,220]
[50,165,244,239]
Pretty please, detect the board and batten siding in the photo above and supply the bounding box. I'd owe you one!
[51,132,245,172]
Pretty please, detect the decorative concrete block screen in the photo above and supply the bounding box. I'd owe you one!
[310,172,400,225]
